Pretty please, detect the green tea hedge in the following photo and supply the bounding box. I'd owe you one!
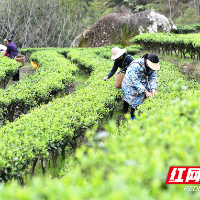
[0,50,78,122]
[130,33,200,60]
[0,52,22,88]
[0,48,121,182]
[0,47,198,190]
[0,58,199,200]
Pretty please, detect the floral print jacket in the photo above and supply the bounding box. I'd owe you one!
[121,58,158,108]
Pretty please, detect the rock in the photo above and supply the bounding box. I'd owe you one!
[71,10,177,48]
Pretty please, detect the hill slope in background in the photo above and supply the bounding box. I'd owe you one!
[85,0,200,28]
[0,0,198,48]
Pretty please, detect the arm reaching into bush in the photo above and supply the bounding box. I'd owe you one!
[2,51,9,57]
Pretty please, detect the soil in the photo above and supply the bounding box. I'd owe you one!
[19,65,36,78]
[61,82,77,96]
[8,65,35,85]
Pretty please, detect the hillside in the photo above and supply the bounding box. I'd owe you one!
[1,0,200,198]
[0,0,199,48]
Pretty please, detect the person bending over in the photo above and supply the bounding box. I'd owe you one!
[121,53,160,120]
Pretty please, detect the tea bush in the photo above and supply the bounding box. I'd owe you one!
[0,46,198,200]
[0,48,122,182]
[130,33,200,60]
[0,52,21,88]
[0,57,199,199]
[0,50,78,122]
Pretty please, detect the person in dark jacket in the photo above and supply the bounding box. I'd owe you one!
[103,47,134,81]
[4,38,19,81]
[103,47,134,113]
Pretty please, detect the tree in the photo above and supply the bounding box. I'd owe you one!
[0,0,87,48]
[86,0,113,26]
[194,0,200,21]
[169,0,172,20]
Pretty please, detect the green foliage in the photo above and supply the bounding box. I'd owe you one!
[0,50,78,122]
[85,0,113,27]
[174,24,200,34]
[175,6,200,25]
[175,25,197,34]
[130,32,200,60]
[19,47,62,61]
[0,52,22,88]
[91,45,142,59]
[0,47,123,182]
[0,48,199,199]
[125,45,143,55]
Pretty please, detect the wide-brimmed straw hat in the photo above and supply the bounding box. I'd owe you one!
[111,47,126,60]
[147,53,160,71]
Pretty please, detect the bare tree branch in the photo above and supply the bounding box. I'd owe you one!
[0,0,87,48]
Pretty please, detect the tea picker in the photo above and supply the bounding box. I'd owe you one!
[121,53,160,120]
[103,47,134,113]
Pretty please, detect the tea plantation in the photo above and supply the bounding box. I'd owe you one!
[0,42,199,199]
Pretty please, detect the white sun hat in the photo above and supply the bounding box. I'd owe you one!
[111,47,126,60]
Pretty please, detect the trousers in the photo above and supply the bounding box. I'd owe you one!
[12,70,19,81]
[122,100,136,118]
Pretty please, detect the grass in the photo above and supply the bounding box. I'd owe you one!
[74,73,90,91]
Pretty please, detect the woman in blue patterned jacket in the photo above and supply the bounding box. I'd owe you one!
[121,53,160,120]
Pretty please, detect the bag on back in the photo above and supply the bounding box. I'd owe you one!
[114,61,141,89]
[114,55,131,89]
[114,71,125,88]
